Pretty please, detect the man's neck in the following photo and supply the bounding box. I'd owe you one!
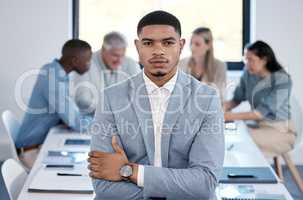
[144,68,177,87]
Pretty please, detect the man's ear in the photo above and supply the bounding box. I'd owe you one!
[71,56,78,67]
[134,39,140,52]
[179,38,186,52]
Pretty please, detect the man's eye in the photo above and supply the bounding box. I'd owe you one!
[163,41,175,46]
[143,41,152,46]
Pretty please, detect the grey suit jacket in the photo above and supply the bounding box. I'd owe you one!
[91,71,224,200]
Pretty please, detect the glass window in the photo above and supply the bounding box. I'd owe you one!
[77,0,247,67]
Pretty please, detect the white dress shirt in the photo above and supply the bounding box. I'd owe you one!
[137,70,178,187]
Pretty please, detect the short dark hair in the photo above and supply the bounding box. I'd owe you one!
[62,39,91,57]
[245,40,283,73]
[137,10,181,36]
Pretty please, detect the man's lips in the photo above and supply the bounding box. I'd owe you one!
[149,59,168,64]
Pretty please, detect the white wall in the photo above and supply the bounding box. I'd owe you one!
[0,0,72,160]
[252,0,303,98]
[251,0,303,164]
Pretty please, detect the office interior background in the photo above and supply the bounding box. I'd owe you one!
[0,0,303,199]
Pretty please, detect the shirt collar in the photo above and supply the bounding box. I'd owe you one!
[143,70,178,95]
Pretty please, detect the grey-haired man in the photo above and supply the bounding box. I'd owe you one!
[71,31,141,112]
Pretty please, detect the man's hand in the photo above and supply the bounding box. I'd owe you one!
[88,136,129,181]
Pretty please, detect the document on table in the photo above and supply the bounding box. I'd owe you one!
[28,168,93,194]
[43,150,88,165]
[219,167,278,184]
[217,185,287,200]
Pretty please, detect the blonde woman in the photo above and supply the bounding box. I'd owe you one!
[179,27,227,100]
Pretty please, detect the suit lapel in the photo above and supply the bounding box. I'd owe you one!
[161,72,191,167]
[128,71,192,167]
[129,73,155,165]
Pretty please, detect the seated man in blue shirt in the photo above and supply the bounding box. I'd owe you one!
[16,39,93,155]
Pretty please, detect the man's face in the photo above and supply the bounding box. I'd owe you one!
[135,25,185,77]
[73,49,92,75]
[102,48,126,70]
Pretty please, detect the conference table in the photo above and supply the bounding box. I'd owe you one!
[18,121,294,200]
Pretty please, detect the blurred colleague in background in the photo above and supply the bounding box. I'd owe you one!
[71,31,141,111]
[178,27,227,101]
[224,40,296,157]
[16,39,93,168]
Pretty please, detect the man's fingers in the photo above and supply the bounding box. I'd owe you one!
[89,151,107,158]
[88,164,100,172]
[89,171,98,179]
[112,136,124,154]
[87,157,105,165]
[90,170,106,179]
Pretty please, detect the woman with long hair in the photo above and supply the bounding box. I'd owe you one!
[224,40,296,157]
[178,27,227,100]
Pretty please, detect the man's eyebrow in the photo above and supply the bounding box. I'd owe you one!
[162,37,177,41]
[141,38,153,41]
[141,37,177,42]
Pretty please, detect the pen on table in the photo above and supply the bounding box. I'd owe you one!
[57,172,83,176]
[228,173,255,178]
[227,144,234,151]
[46,164,74,168]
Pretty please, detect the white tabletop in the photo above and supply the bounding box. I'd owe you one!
[17,126,94,200]
[224,121,270,167]
[18,122,294,200]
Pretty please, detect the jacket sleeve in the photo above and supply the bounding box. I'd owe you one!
[90,91,143,200]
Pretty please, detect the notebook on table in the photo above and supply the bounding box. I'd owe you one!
[28,168,93,194]
[219,167,278,184]
[64,138,91,146]
[218,184,286,200]
[43,150,88,165]
[221,195,286,200]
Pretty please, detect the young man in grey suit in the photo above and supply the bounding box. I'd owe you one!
[88,10,224,200]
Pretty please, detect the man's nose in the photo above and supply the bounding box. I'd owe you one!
[114,56,122,62]
[152,43,165,56]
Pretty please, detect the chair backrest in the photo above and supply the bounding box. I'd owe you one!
[290,95,303,147]
[2,110,20,142]
[1,159,28,200]
[2,110,20,160]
